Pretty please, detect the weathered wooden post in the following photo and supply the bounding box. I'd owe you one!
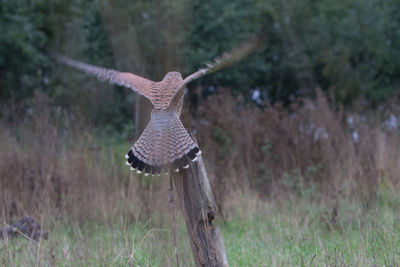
[172,155,228,267]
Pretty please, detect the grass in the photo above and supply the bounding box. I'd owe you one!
[2,190,400,266]
[224,195,400,266]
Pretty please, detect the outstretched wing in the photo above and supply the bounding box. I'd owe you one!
[168,31,266,107]
[52,53,154,101]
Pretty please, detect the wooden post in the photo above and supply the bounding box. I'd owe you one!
[172,155,228,267]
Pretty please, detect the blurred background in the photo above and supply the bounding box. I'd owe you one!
[1,0,400,265]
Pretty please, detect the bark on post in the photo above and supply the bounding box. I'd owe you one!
[172,155,228,267]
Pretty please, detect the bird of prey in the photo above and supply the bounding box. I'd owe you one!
[53,32,264,176]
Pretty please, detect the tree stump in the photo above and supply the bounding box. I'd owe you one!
[172,155,228,267]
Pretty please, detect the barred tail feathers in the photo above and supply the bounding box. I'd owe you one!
[125,113,201,175]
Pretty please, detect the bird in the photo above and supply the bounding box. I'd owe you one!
[52,31,265,176]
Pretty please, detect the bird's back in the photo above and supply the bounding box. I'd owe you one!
[149,72,184,110]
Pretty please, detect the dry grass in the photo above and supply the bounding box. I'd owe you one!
[0,92,171,225]
[1,89,400,222]
[189,88,400,216]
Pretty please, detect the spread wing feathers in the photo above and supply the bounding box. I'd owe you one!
[197,31,266,76]
[168,31,266,107]
[52,53,154,101]
[125,113,201,175]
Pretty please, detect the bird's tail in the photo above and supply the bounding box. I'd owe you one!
[125,112,201,176]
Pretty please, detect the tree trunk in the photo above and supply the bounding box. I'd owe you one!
[172,155,228,267]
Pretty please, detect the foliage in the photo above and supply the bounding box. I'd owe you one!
[0,0,52,101]
[1,0,400,131]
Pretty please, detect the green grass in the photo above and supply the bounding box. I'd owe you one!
[224,196,400,266]
[2,191,400,266]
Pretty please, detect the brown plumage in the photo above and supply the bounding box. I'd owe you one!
[52,31,265,175]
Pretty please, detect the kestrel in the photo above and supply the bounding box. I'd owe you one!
[53,32,264,176]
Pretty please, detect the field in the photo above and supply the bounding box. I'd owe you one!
[2,92,400,266]
[2,190,400,266]
[2,1,400,266]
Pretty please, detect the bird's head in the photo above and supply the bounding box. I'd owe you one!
[162,71,183,82]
